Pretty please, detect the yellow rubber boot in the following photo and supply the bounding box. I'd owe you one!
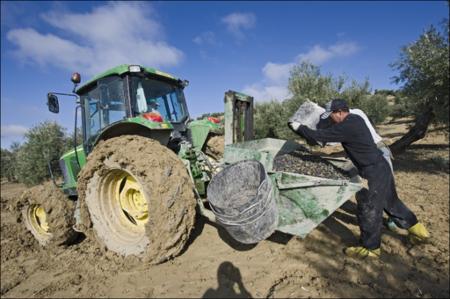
[408,222,430,244]
[344,246,381,259]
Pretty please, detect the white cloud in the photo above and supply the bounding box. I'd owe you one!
[6,2,183,75]
[243,41,360,102]
[262,62,295,84]
[7,28,94,71]
[222,12,256,40]
[1,124,28,137]
[42,2,162,44]
[242,83,291,102]
[193,31,218,46]
[243,61,294,102]
[297,42,359,65]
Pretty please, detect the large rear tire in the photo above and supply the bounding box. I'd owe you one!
[77,135,196,264]
[21,182,78,246]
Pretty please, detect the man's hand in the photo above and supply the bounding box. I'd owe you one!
[296,125,319,146]
[288,121,301,132]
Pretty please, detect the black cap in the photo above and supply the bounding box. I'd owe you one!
[320,99,349,119]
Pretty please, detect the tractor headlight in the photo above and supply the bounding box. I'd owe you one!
[129,65,142,73]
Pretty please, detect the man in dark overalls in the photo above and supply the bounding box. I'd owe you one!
[288,99,430,258]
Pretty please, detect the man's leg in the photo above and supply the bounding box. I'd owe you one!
[356,166,386,250]
[378,146,405,231]
[383,162,418,229]
[345,164,386,258]
[381,161,429,243]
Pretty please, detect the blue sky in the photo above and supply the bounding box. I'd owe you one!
[1,1,448,149]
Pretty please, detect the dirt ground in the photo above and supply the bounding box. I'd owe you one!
[1,118,449,298]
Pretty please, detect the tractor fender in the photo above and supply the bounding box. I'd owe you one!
[94,120,173,147]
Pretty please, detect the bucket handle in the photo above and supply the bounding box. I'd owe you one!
[276,177,348,190]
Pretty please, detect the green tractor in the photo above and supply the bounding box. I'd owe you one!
[21,64,254,264]
[22,64,363,264]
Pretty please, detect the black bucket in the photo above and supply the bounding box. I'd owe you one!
[207,160,278,244]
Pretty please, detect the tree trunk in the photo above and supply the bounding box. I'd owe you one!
[389,107,434,155]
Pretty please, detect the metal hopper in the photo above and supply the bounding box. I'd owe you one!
[222,138,362,239]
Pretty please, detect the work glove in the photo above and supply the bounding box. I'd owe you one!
[288,121,301,132]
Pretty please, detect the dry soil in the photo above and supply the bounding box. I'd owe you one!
[1,118,449,298]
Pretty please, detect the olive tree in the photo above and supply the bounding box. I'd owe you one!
[358,94,390,125]
[1,142,21,182]
[254,62,392,140]
[254,100,294,140]
[286,62,344,113]
[15,121,70,186]
[389,22,449,154]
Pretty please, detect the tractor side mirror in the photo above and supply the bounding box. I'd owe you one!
[47,93,60,113]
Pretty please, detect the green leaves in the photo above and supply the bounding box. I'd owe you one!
[287,62,343,109]
[1,146,18,182]
[359,94,390,125]
[391,22,449,124]
[3,121,75,186]
[254,100,295,140]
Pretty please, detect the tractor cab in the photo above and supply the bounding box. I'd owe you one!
[73,65,190,153]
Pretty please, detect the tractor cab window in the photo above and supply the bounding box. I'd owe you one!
[130,76,188,123]
[81,76,127,143]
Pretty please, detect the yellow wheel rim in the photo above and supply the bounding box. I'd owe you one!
[29,205,50,235]
[112,172,148,226]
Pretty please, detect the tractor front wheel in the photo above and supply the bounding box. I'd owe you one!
[77,135,196,264]
[21,182,78,246]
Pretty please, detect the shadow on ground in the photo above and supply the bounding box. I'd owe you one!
[203,218,257,251]
[386,118,415,125]
[202,261,253,298]
[393,145,449,174]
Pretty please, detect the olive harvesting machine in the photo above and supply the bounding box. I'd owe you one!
[21,64,362,264]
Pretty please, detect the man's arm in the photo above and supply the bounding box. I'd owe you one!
[316,117,333,129]
[288,121,319,145]
[295,121,349,144]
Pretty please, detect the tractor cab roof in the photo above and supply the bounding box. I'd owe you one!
[76,64,181,95]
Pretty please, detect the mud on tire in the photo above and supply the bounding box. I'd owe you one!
[21,181,78,246]
[77,135,197,264]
